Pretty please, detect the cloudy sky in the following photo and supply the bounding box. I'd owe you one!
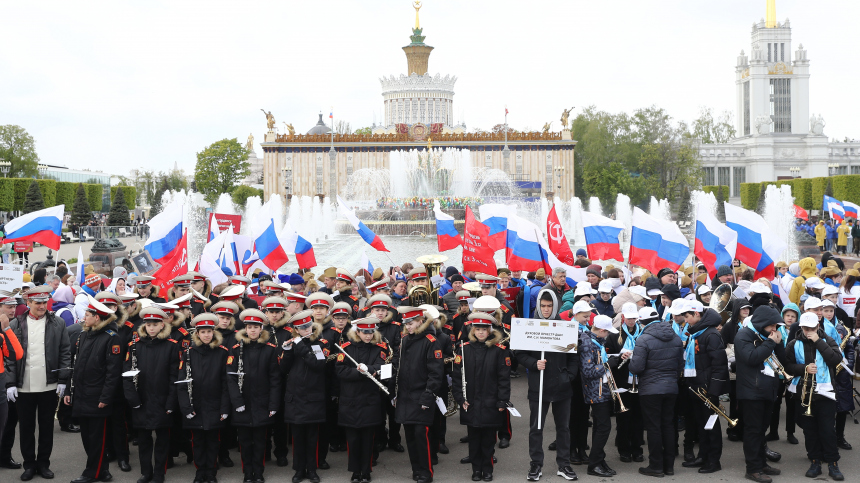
[1,0,858,176]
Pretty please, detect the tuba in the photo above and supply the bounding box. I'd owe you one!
[407,285,431,307]
[462,281,482,299]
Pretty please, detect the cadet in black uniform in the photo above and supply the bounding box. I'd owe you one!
[123,307,179,483]
[210,301,240,467]
[332,269,362,319]
[66,295,123,483]
[177,314,231,483]
[261,296,292,467]
[225,276,259,310]
[187,272,213,317]
[322,301,353,457]
[366,293,403,453]
[133,276,166,304]
[336,316,391,483]
[158,296,194,467]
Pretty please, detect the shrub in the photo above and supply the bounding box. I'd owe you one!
[86,184,103,212]
[55,182,76,211]
[702,185,730,200]
[811,177,828,210]
[35,179,57,207]
[0,178,14,212]
[740,182,761,210]
[110,186,137,211]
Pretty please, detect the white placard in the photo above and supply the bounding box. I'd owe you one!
[435,396,447,414]
[380,363,392,380]
[509,318,579,353]
[0,263,25,293]
[507,406,522,417]
[705,414,718,430]
[430,275,443,288]
[311,345,325,360]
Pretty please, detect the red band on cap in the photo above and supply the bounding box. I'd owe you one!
[265,302,286,309]
[331,307,350,315]
[287,296,305,303]
[176,300,191,308]
[195,320,216,328]
[370,300,389,308]
[294,315,313,326]
[310,300,331,308]
[458,295,469,301]
[143,314,164,321]
[411,272,427,280]
[161,308,176,314]
[97,298,116,305]
[355,323,377,330]
[214,307,235,315]
[136,280,152,286]
[336,274,353,283]
[402,309,423,319]
[243,315,264,324]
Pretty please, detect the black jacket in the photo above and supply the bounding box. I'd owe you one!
[628,321,683,396]
[320,322,349,396]
[6,312,71,388]
[68,316,123,418]
[281,323,327,425]
[168,314,193,351]
[684,308,729,396]
[734,307,786,401]
[177,331,231,430]
[452,328,511,428]
[605,323,638,389]
[333,290,362,320]
[335,330,390,428]
[123,324,179,429]
[227,329,281,427]
[393,319,445,426]
[785,328,843,403]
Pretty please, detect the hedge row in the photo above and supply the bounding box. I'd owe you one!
[86,184,103,212]
[702,185,730,200]
[740,175,860,211]
[0,178,107,213]
[110,186,137,210]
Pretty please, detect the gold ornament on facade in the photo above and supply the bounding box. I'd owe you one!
[542,122,552,134]
[768,62,793,75]
[741,68,750,79]
[283,122,295,136]
[273,130,566,144]
[560,106,575,128]
[260,109,276,131]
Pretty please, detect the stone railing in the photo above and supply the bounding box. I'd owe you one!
[273,131,565,143]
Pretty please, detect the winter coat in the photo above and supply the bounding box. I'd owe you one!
[733,307,786,401]
[628,321,683,395]
[281,323,327,425]
[517,279,546,317]
[6,311,71,388]
[785,328,842,403]
[123,324,179,429]
[227,329,281,427]
[684,308,729,396]
[610,288,646,328]
[605,322,640,390]
[393,318,445,426]
[177,331,231,430]
[335,329,390,428]
[591,296,615,319]
[52,302,76,327]
[168,314,192,351]
[827,224,837,240]
[789,258,817,305]
[67,316,123,418]
[376,310,402,354]
[721,297,750,348]
[333,290,363,320]
[452,328,511,428]
[579,329,612,404]
[834,322,855,412]
[814,223,826,245]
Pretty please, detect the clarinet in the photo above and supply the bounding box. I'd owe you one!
[131,335,139,390]
[185,348,193,409]
[69,336,80,405]
[238,340,245,394]
[461,340,468,408]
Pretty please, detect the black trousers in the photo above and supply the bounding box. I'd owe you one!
[0,400,17,460]
[836,411,848,440]
[797,396,839,463]
[692,394,722,466]
[528,398,571,469]
[568,380,589,453]
[268,400,289,459]
[291,423,319,473]
[169,411,191,458]
[345,426,375,475]
[640,394,677,472]
[674,384,698,451]
[784,391,797,435]
[78,417,109,479]
[137,427,170,481]
[324,397,344,451]
[498,410,512,442]
[190,429,220,480]
[468,426,496,475]
[588,401,612,467]
[404,424,433,479]
[17,390,57,470]
[769,390,783,436]
[219,418,237,460]
[108,399,131,462]
[741,399,773,474]
[430,409,446,455]
[615,391,643,456]
[378,394,401,446]
[237,426,268,478]
[0,403,8,456]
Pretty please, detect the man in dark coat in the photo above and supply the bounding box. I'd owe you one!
[734,306,786,482]
[366,294,403,453]
[260,296,292,467]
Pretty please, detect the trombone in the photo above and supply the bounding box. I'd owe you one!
[602,363,629,413]
[688,386,738,427]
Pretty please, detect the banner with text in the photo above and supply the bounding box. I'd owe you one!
[510,317,579,353]
[208,213,242,235]
[0,263,25,294]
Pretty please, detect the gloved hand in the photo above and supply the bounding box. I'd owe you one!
[6,387,17,402]
[186,412,196,419]
[56,384,66,397]
[358,363,368,373]
[269,410,276,417]
[236,406,246,412]
[220,414,228,421]
[446,375,453,386]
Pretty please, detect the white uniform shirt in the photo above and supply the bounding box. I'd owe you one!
[20,315,57,393]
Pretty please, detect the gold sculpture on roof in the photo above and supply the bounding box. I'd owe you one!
[283,122,295,136]
[560,106,575,128]
[413,1,422,29]
[261,109,275,131]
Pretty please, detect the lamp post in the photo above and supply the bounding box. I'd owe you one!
[0,159,9,178]
[789,166,800,178]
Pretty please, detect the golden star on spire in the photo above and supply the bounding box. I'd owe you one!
[413,1,422,30]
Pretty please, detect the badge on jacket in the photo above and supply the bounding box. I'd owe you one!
[112,345,120,355]
[505,357,511,366]
[380,351,387,360]
[454,354,461,364]
[337,354,345,362]
[227,356,234,365]
[434,350,442,359]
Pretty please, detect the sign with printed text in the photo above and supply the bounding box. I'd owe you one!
[510,317,579,353]
[0,263,25,293]
[208,213,242,235]
[13,241,33,252]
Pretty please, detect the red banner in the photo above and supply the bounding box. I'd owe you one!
[153,230,188,291]
[208,213,242,235]
[546,205,574,265]
[794,204,808,221]
[13,241,33,253]
[462,206,497,276]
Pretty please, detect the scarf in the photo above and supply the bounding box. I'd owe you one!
[672,321,686,340]
[592,335,607,364]
[777,325,788,348]
[788,337,834,398]
[621,323,641,353]
[822,318,840,343]
[684,328,708,377]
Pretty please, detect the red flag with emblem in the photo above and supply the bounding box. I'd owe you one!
[462,206,497,275]
[546,205,574,265]
[152,229,188,291]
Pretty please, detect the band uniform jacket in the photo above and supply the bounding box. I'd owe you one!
[579,329,613,405]
[67,315,123,418]
[375,309,402,354]
[333,290,362,320]
[451,328,511,428]
[227,329,281,427]
[6,311,72,388]
[168,313,193,351]
[177,330,231,430]
[321,322,348,397]
[123,323,179,429]
[280,323,327,425]
[393,319,444,426]
[684,308,729,397]
[334,329,389,428]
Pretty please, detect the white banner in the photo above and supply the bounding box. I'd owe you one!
[509,317,579,353]
[0,263,25,294]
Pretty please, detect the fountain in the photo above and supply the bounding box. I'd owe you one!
[690,190,718,224]
[649,196,671,222]
[214,193,236,215]
[568,197,586,246]
[588,197,603,218]
[762,184,798,261]
[241,196,262,237]
[615,194,632,245]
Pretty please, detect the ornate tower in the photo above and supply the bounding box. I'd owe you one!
[403,2,434,75]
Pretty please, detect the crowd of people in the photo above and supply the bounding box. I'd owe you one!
[796,218,860,255]
[0,246,857,483]
[375,197,484,211]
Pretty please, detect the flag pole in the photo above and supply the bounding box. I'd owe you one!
[537,350,545,430]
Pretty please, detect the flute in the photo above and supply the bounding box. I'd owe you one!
[335,343,390,395]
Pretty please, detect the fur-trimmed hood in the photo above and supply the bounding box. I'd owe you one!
[378,308,394,324]
[312,315,331,326]
[467,327,504,347]
[169,312,186,328]
[126,301,142,320]
[346,328,383,344]
[272,313,291,329]
[290,321,324,342]
[82,313,118,333]
[402,316,433,336]
[235,328,271,345]
[137,322,173,340]
[192,329,223,349]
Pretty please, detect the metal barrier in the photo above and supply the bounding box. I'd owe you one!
[64,225,148,243]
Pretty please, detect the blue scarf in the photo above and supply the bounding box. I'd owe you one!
[822,318,840,343]
[684,328,708,377]
[789,337,833,396]
[593,335,607,364]
[622,323,641,353]
[777,325,788,348]
[672,321,686,340]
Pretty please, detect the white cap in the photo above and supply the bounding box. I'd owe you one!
[821,285,839,297]
[472,295,501,313]
[597,280,614,293]
[820,299,836,308]
[574,282,597,297]
[697,285,713,295]
[804,297,823,310]
[621,302,640,319]
[592,314,618,334]
[571,300,593,315]
[804,277,826,289]
[418,304,440,320]
[638,307,659,320]
[667,298,689,315]
[749,282,772,294]
[687,300,705,313]
[647,288,664,296]
[799,312,820,328]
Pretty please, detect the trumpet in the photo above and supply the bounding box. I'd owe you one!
[801,365,816,417]
[603,363,628,413]
[688,386,738,427]
[765,354,791,379]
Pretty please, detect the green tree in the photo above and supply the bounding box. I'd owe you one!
[716,185,726,222]
[0,125,40,178]
[676,187,692,221]
[23,179,44,214]
[194,138,250,203]
[231,185,263,208]
[353,127,372,135]
[150,178,169,217]
[825,178,834,198]
[683,107,737,144]
[71,183,91,225]
[107,187,130,226]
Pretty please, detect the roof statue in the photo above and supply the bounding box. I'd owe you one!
[261,109,275,131]
[283,122,295,136]
[560,106,575,129]
[245,133,254,152]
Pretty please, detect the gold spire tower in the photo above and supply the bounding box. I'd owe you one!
[403,0,433,75]
[766,0,777,28]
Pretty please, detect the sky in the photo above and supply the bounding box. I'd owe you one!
[1,0,858,176]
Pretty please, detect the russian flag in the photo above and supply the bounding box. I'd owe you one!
[843,201,859,219]
[725,203,787,280]
[221,226,241,276]
[824,195,844,222]
[581,211,624,261]
[144,204,184,264]
[280,220,316,269]
[434,200,461,251]
[506,215,552,273]
[337,195,389,252]
[360,251,373,274]
[251,199,290,271]
[480,203,515,252]
[694,204,738,278]
[629,207,689,274]
[3,205,64,251]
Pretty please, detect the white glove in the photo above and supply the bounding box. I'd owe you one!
[269,410,276,417]
[358,363,368,373]
[166,410,173,414]
[186,412,196,419]
[56,384,66,397]
[220,414,228,420]
[446,375,453,387]
[236,406,246,412]
[6,387,17,402]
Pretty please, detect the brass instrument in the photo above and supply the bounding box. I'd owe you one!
[801,364,816,416]
[603,363,628,413]
[629,375,638,394]
[835,330,853,375]
[407,284,432,307]
[765,353,791,379]
[416,254,447,279]
[688,386,738,427]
